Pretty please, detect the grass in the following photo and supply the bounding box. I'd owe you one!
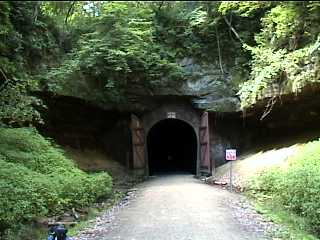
[249,198,319,240]
[68,190,125,237]
[244,138,320,239]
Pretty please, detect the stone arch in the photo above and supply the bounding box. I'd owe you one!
[147,118,198,175]
[142,103,201,175]
[143,103,200,136]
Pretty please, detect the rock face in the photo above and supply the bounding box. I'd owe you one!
[45,54,242,114]
[208,114,245,167]
[37,94,132,167]
[178,58,240,112]
[119,57,241,113]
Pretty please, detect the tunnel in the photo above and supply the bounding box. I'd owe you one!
[147,119,197,175]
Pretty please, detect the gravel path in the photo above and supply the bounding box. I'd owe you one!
[74,173,275,240]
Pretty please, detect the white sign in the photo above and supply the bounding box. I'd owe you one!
[226,149,237,161]
[167,112,176,119]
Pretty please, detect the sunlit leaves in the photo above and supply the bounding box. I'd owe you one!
[218,1,273,17]
[256,4,300,48]
[232,2,320,108]
[248,139,320,233]
[43,2,185,104]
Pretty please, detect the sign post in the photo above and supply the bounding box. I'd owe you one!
[225,149,237,192]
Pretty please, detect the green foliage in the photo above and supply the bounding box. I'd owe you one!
[247,139,320,235]
[231,2,320,108]
[257,4,300,47]
[153,2,246,62]
[3,223,47,240]
[253,201,318,240]
[0,1,63,125]
[218,1,273,17]
[41,1,103,27]
[0,127,112,233]
[2,1,319,118]
[0,77,43,125]
[239,35,320,107]
[0,160,58,226]
[41,1,260,103]
[42,2,185,104]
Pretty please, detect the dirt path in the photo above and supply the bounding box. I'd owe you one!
[89,174,266,240]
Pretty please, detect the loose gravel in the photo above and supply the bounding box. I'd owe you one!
[73,174,281,240]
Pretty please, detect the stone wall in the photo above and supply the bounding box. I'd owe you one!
[37,94,247,175]
[37,94,132,167]
[209,113,246,167]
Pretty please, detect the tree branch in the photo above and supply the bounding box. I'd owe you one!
[215,25,225,74]
[228,14,235,42]
[260,96,277,121]
[0,67,9,92]
[158,1,164,11]
[65,1,76,26]
[223,16,244,44]
[33,1,41,23]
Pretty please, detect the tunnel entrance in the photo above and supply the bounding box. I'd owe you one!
[147,119,197,175]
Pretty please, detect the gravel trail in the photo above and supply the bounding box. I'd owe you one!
[74,174,272,240]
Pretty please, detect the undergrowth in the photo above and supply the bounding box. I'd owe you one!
[246,139,320,238]
[0,127,112,238]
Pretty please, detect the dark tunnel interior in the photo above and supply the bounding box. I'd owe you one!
[147,119,197,175]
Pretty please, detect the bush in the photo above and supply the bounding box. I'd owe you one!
[0,127,112,232]
[248,139,320,234]
[0,128,76,173]
[0,160,60,228]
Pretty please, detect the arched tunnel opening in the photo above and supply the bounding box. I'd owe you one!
[147,119,197,175]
